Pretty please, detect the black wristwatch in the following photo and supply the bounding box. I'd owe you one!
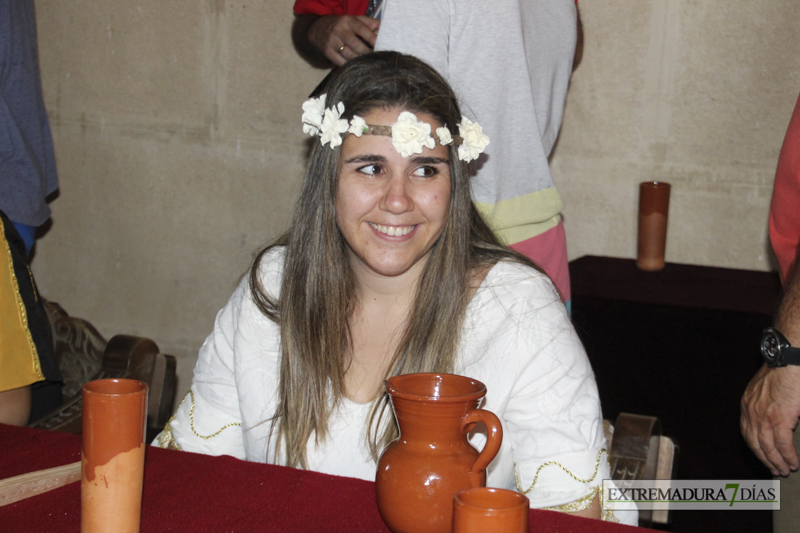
[761,327,800,367]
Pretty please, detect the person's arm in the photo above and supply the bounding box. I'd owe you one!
[569,494,601,519]
[770,93,800,284]
[741,263,800,476]
[292,14,380,68]
[495,267,619,521]
[154,283,249,457]
[0,385,32,426]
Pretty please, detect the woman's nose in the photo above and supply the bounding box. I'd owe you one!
[379,175,413,214]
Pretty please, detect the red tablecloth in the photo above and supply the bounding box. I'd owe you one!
[0,424,649,532]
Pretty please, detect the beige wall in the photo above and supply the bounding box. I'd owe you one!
[30,1,800,399]
[555,0,800,270]
[32,1,325,395]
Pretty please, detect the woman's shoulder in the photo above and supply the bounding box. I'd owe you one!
[255,246,287,274]
[481,259,561,301]
[467,258,568,327]
[251,246,287,289]
[224,246,286,312]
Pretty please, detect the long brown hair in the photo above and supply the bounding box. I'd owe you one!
[250,52,539,468]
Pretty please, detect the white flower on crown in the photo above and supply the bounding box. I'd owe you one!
[301,97,490,160]
[457,117,490,163]
[349,115,367,137]
[319,102,349,148]
[391,111,436,158]
[301,94,326,136]
[436,126,453,146]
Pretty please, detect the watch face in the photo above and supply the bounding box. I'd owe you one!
[762,331,781,366]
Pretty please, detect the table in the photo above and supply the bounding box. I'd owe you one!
[569,255,781,315]
[0,424,649,532]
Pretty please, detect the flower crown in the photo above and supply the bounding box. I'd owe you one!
[301,94,490,163]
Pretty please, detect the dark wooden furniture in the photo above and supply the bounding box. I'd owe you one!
[570,256,781,533]
[28,300,177,442]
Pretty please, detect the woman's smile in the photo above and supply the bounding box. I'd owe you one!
[367,223,418,238]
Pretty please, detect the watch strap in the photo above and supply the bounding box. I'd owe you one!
[783,345,800,366]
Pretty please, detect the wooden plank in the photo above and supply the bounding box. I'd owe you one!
[0,461,81,507]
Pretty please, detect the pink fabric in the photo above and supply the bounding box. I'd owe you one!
[509,221,571,302]
[770,92,800,285]
[0,424,650,532]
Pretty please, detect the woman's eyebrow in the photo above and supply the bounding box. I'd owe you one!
[343,154,387,164]
[411,156,450,165]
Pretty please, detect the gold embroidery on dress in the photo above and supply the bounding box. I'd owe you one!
[156,416,182,450]
[600,483,621,523]
[514,448,608,494]
[540,484,621,522]
[543,488,597,513]
[155,390,242,449]
[186,389,242,439]
[514,448,621,522]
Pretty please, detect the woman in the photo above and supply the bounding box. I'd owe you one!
[156,52,629,523]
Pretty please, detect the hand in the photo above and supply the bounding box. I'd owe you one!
[741,363,800,476]
[307,15,380,66]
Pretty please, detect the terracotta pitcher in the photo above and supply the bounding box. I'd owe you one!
[375,373,503,533]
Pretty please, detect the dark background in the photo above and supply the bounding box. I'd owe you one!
[569,256,781,532]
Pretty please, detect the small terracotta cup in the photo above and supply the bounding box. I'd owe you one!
[81,379,148,533]
[452,487,530,533]
[636,181,671,271]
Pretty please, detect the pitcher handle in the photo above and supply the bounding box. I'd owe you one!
[462,409,503,488]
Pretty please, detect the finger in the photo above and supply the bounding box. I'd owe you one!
[741,402,765,454]
[757,425,790,475]
[340,31,373,56]
[742,407,781,474]
[335,43,354,63]
[774,427,800,471]
[356,15,380,32]
[325,45,347,67]
[351,17,379,47]
[743,425,774,474]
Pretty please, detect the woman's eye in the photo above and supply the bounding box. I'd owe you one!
[412,166,437,178]
[357,164,383,176]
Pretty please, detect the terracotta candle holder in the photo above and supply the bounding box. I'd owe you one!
[636,181,671,272]
[81,379,148,533]
[452,487,530,533]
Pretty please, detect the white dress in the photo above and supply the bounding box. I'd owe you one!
[156,248,633,521]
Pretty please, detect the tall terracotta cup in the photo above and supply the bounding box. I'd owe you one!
[375,373,503,533]
[81,379,148,533]
[636,181,671,271]
[453,487,530,533]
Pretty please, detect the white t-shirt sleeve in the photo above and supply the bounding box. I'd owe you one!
[374,0,451,78]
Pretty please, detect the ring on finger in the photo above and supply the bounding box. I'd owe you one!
[338,44,347,52]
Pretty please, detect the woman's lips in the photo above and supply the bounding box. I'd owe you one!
[368,222,417,237]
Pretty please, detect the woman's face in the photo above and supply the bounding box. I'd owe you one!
[336,107,452,281]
